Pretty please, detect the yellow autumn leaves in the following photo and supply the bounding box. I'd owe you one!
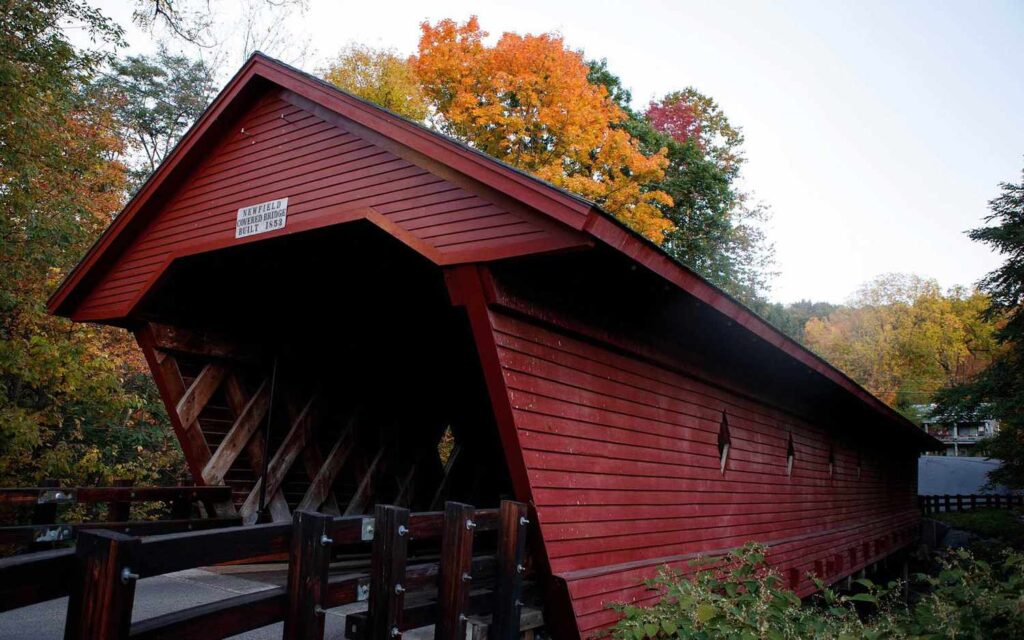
[323,16,673,243]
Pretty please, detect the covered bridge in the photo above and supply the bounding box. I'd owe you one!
[49,53,938,637]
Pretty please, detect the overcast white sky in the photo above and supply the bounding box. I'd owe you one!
[96,0,1023,303]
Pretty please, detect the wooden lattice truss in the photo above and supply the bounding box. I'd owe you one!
[134,323,469,524]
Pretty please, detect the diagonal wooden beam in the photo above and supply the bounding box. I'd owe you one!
[202,379,270,486]
[430,443,462,510]
[222,375,290,522]
[297,417,357,512]
[175,364,228,430]
[134,325,212,481]
[294,398,340,515]
[343,446,387,516]
[239,394,316,524]
[395,462,418,508]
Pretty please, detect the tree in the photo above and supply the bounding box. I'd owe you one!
[96,46,217,190]
[321,44,429,121]
[934,167,1024,487]
[0,0,181,487]
[804,274,996,415]
[758,300,840,342]
[411,17,673,243]
[588,60,774,303]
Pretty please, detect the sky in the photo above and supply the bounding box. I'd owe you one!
[93,0,1024,303]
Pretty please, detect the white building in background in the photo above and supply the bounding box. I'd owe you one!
[915,404,999,457]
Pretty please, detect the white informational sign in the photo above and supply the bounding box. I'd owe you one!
[235,197,288,238]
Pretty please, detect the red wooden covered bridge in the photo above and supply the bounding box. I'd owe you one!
[48,53,939,637]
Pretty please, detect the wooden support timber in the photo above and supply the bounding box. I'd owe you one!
[134,320,491,527]
[222,375,289,523]
[298,419,356,512]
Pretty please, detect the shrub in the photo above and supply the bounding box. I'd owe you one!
[609,543,1024,639]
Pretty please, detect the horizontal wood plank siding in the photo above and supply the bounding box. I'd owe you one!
[76,93,561,319]
[485,309,919,635]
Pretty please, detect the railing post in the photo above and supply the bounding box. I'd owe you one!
[30,478,61,551]
[970,494,977,511]
[943,494,951,513]
[170,482,194,520]
[994,494,1002,509]
[437,502,476,640]
[65,530,140,640]
[284,510,333,640]
[367,505,409,640]
[107,479,134,523]
[955,494,963,512]
[492,500,528,640]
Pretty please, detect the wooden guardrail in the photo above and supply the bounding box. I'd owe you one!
[919,494,1024,514]
[0,481,237,550]
[0,499,531,640]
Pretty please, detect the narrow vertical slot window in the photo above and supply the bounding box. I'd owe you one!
[718,413,731,474]
[786,433,795,478]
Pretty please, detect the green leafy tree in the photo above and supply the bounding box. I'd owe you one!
[0,0,181,488]
[757,300,840,343]
[96,46,217,190]
[588,60,775,304]
[804,274,996,414]
[321,43,430,121]
[935,167,1024,487]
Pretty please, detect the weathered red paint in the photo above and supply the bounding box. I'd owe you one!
[49,53,939,638]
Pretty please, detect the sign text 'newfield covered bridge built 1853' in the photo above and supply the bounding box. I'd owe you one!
[49,53,939,637]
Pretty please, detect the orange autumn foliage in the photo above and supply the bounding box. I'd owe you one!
[412,17,673,243]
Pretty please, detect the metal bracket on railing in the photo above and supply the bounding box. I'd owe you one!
[33,525,72,543]
[320,534,334,546]
[356,578,370,602]
[37,489,75,505]
[361,517,375,541]
[465,519,476,530]
[120,567,140,584]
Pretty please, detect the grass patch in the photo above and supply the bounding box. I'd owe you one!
[933,508,1024,546]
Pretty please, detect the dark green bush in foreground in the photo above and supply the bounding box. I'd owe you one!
[609,543,1024,639]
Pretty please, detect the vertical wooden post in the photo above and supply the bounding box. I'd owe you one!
[492,500,528,640]
[284,510,333,640]
[955,494,963,513]
[970,494,977,511]
[171,476,194,520]
[995,494,1002,509]
[30,478,60,552]
[367,505,409,640]
[943,495,951,513]
[65,530,140,640]
[107,479,134,523]
[437,502,476,640]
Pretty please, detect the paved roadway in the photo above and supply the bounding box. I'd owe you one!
[0,567,438,639]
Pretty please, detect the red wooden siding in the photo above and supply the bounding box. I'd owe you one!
[485,309,919,635]
[74,92,574,320]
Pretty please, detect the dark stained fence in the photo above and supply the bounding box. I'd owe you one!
[0,500,530,640]
[0,482,237,550]
[919,494,1024,514]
